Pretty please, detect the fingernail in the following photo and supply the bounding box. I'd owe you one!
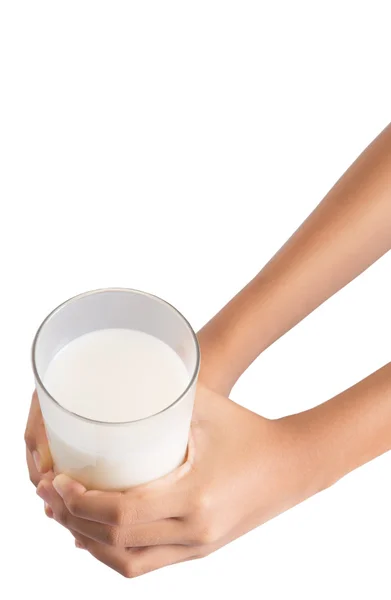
[75,540,85,549]
[44,503,53,518]
[52,474,69,498]
[33,450,42,473]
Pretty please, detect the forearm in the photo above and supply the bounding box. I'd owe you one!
[199,124,391,393]
[292,362,391,494]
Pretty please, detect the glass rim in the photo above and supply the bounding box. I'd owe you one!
[32,287,200,426]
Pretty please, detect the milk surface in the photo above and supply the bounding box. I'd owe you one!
[44,328,190,422]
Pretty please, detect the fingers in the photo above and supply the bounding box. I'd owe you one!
[73,534,197,578]
[66,513,187,548]
[52,473,188,525]
[26,448,41,487]
[24,391,53,474]
[38,480,190,547]
[27,447,55,488]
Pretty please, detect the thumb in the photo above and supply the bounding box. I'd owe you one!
[25,391,53,473]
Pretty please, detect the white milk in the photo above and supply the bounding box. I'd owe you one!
[42,328,192,490]
[44,328,190,422]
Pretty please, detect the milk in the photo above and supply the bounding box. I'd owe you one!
[41,328,192,489]
[44,328,190,422]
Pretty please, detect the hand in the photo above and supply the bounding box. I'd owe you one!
[25,391,53,488]
[25,391,54,519]
[36,384,321,578]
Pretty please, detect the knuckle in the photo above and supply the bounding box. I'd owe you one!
[59,505,70,526]
[193,489,213,516]
[193,521,219,546]
[112,504,127,527]
[125,529,156,548]
[54,505,68,527]
[106,526,123,547]
[123,530,138,548]
[122,503,143,526]
[112,494,139,527]
[66,496,79,516]
[28,469,39,487]
[188,488,219,545]
[195,546,213,559]
[121,560,142,579]
[24,430,34,450]
[26,448,39,486]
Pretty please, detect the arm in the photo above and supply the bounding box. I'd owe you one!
[28,124,391,578]
[199,123,391,394]
[292,361,391,492]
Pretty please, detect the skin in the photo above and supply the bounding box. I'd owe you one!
[26,123,391,578]
[198,123,391,394]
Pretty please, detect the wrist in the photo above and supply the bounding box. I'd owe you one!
[276,411,335,502]
[197,328,234,396]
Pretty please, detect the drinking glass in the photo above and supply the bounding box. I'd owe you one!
[32,288,200,490]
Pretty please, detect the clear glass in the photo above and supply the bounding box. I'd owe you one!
[32,288,200,491]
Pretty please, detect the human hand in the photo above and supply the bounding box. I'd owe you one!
[36,384,321,578]
[25,391,53,486]
[25,391,54,517]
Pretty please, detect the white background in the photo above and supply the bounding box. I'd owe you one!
[1,1,390,598]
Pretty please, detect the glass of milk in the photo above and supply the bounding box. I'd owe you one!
[32,288,200,491]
